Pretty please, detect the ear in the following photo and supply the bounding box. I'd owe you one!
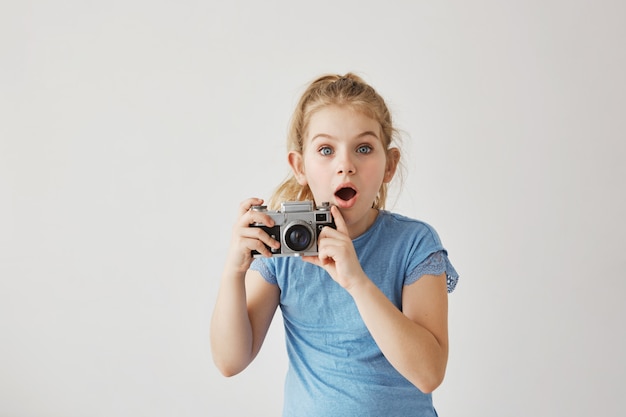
[288,151,308,186]
[383,147,400,183]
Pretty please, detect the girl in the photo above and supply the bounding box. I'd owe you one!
[211,73,458,417]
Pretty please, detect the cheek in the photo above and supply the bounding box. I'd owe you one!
[302,154,325,176]
[305,171,325,189]
[365,158,388,179]
[302,163,330,193]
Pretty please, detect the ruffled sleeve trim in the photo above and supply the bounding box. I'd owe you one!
[405,250,459,293]
[249,258,278,285]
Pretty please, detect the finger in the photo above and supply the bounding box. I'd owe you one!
[238,197,265,216]
[237,201,277,228]
[241,226,280,250]
[301,255,321,266]
[317,239,343,259]
[256,212,276,227]
[244,237,274,258]
[240,225,281,257]
[330,205,349,236]
[242,211,276,228]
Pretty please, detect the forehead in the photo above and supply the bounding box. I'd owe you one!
[305,105,381,139]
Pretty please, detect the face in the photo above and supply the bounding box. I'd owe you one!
[289,105,398,237]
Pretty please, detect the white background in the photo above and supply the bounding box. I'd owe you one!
[2,1,625,416]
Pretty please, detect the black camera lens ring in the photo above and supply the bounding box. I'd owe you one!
[283,222,313,252]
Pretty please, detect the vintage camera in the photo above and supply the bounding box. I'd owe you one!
[251,201,335,257]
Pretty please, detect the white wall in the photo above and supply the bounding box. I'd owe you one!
[2,1,624,416]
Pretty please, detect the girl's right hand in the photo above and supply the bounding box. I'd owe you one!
[225,198,281,273]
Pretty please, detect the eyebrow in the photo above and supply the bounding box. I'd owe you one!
[310,130,380,142]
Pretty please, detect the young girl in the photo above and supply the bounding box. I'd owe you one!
[211,73,458,417]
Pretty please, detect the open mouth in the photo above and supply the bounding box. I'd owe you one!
[335,187,357,202]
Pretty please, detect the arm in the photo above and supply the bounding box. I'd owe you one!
[348,272,448,393]
[210,198,281,377]
[304,206,449,392]
[210,269,279,377]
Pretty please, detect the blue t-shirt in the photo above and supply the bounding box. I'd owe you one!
[250,210,458,417]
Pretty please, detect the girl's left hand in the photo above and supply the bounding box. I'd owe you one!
[302,206,368,290]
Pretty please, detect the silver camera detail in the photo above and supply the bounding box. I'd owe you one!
[251,201,335,257]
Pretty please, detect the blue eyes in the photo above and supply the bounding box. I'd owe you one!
[319,147,333,156]
[318,145,372,156]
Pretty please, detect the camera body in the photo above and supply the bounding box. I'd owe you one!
[251,201,335,257]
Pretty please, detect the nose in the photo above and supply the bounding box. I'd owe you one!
[336,150,356,175]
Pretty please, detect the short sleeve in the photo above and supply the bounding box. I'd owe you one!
[249,258,278,285]
[405,250,459,293]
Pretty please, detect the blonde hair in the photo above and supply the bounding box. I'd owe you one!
[269,73,401,210]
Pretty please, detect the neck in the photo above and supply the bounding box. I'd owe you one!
[346,208,379,239]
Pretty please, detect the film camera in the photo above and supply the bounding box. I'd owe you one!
[251,201,335,257]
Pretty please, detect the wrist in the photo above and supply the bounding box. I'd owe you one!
[224,253,252,277]
[225,243,255,273]
[344,272,373,296]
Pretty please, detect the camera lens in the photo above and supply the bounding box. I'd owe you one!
[284,224,312,252]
